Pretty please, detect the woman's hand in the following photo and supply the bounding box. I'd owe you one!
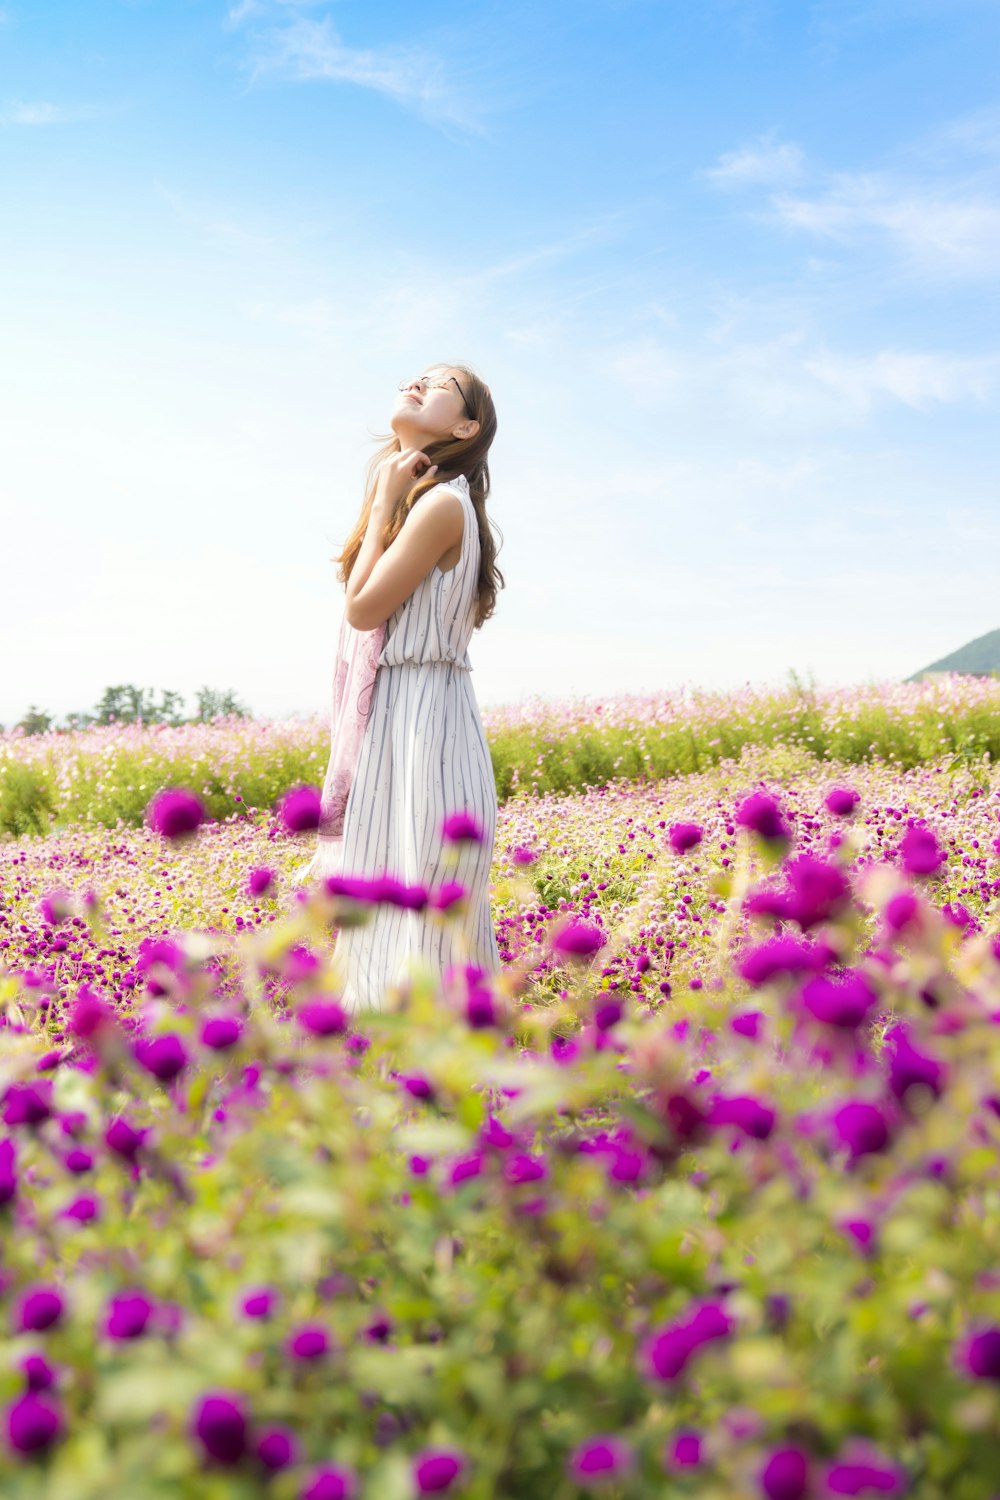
[373,448,438,514]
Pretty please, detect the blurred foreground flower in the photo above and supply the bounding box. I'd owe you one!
[278,785,322,833]
[146,788,204,841]
[442,810,484,843]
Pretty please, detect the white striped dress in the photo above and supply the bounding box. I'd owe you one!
[333,473,501,1013]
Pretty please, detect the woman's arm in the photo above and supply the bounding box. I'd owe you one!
[345,454,464,632]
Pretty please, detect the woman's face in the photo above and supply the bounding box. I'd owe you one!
[391,367,478,446]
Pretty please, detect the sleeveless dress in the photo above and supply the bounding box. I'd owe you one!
[332,473,502,1013]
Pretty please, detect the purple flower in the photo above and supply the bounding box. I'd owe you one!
[783,855,850,930]
[465,985,499,1028]
[401,1073,436,1103]
[302,1466,360,1500]
[296,1000,349,1037]
[669,822,703,854]
[288,1323,329,1361]
[709,1093,777,1141]
[737,936,830,987]
[552,921,606,959]
[663,1431,703,1470]
[899,824,945,877]
[800,970,877,1030]
[958,1326,1000,1382]
[736,792,791,845]
[68,988,117,1041]
[21,1354,56,1392]
[884,890,921,935]
[730,1010,765,1041]
[147,788,205,841]
[412,1447,466,1494]
[105,1116,146,1159]
[594,998,623,1032]
[62,1194,100,1224]
[824,1443,905,1495]
[191,1391,249,1467]
[825,786,861,817]
[201,1015,243,1050]
[512,845,536,865]
[134,1033,189,1082]
[448,1153,484,1187]
[3,1082,52,1128]
[431,880,467,911]
[15,1288,64,1334]
[279,785,322,833]
[831,1101,892,1163]
[442,811,483,843]
[503,1153,547,1186]
[39,888,73,926]
[5,1391,63,1454]
[760,1447,809,1500]
[240,1287,277,1320]
[840,1217,877,1255]
[247,866,275,898]
[0,1137,17,1205]
[642,1300,733,1381]
[105,1292,154,1340]
[568,1435,633,1486]
[254,1425,298,1471]
[885,1022,946,1106]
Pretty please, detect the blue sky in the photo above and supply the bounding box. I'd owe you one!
[1,0,998,724]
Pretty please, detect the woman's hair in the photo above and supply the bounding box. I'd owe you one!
[335,362,505,629]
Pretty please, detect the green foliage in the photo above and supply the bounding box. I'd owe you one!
[0,762,55,837]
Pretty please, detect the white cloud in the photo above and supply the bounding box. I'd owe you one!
[803,347,1000,413]
[243,15,485,133]
[0,101,97,125]
[770,172,1000,278]
[704,134,806,188]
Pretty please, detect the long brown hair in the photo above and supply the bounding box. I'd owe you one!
[335,363,505,629]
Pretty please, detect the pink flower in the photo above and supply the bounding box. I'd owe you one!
[552,921,606,959]
[442,811,483,843]
[247,867,275,898]
[278,785,322,833]
[567,1435,633,1486]
[412,1447,466,1493]
[146,788,204,841]
[899,824,945,876]
[296,1000,349,1037]
[825,786,860,816]
[668,822,703,854]
[736,792,791,845]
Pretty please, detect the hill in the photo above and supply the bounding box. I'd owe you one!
[908,627,1000,682]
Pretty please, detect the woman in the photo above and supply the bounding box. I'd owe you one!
[305,363,505,1013]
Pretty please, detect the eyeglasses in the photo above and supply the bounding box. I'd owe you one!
[398,374,473,418]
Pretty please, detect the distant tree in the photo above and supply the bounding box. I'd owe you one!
[93,684,188,727]
[15,706,53,736]
[62,711,96,732]
[195,686,251,721]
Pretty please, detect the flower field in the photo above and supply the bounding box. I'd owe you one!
[2,699,1000,1497]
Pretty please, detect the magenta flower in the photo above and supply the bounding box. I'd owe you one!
[512,845,536,865]
[0,1138,17,1205]
[254,1425,298,1471]
[669,822,703,854]
[39,888,73,926]
[831,1101,892,1163]
[302,1466,360,1500]
[885,1022,946,1106]
[731,1010,765,1040]
[247,867,275,898]
[147,788,205,841]
[442,810,484,843]
[783,855,850,930]
[239,1287,277,1320]
[296,1000,349,1037]
[400,1073,436,1102]
[448,1153,484,1187]
[15,1287,64,1334]
[105,1116,146,1159]
[552,920,606,959]
[760,1446,809,1500]
[800,970,877,1030]
[642,1299,734,1381]
[884,890,921,934]
[3,1082,53,1128]
[736,792,791,845]
[663,1430,702,1469]
[824,1442,905,1495]
[191,1391,249,1467]
[278,785,322,833]
[503,1153,547,1186]
[200,1015,243,1050]
[21,1353,56,1392]
[105,1292,154,1340]
[958,1326,1000,1382]
[62,1194,100,1224]
[412,1447,466,1494]
[134,1033,189,1083]
[287,1323,329,1361]
[5,1391,64,1454]
[737,936,830,987]
[899,824,945,877]
[431,880,467,911]
[709,1093,777,1141]
[68,988,117,1041]
[567,1435,633,1486]
[825,786,861,816]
